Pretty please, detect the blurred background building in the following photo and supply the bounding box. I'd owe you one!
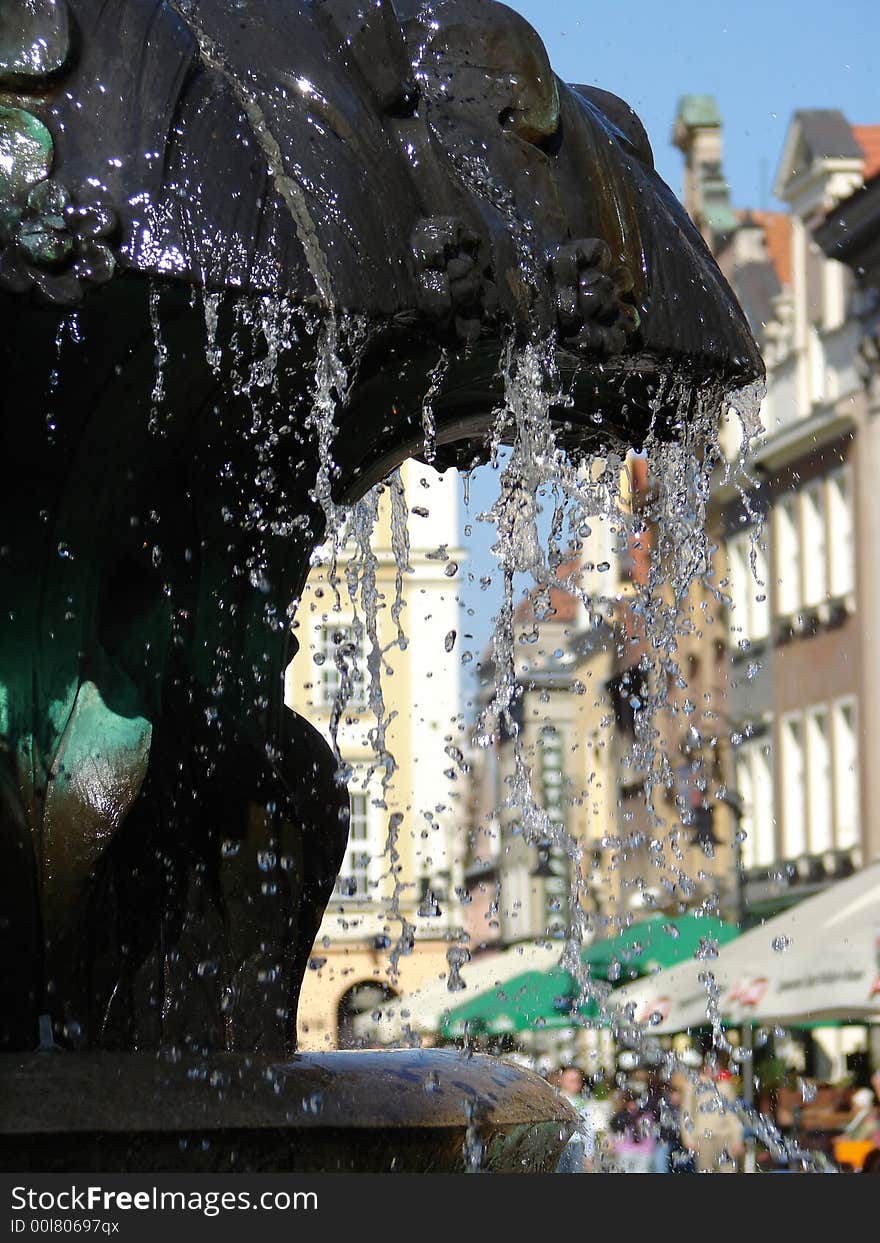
[676,96,880,1081]
[289,96,880,1085]
[674,97,880,921]
[286,461,468,1048]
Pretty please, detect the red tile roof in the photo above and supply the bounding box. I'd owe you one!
[854,125,880,181]
[514,553,581,625]
[748,210,792,287]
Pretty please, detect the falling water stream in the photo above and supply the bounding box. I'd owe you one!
[73,260,789,1163]
[83,0,802,1170]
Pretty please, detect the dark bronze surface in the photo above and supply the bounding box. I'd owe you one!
[0,1049,576,1172]
[0,0,763,1063]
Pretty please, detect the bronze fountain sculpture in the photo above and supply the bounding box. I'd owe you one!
[0,0,761,1170]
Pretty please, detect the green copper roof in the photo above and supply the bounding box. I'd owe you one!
[676,95,722,129]
[703,203,739,235]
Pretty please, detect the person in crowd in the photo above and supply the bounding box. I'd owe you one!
[554,1066,595,1173]
[609,1087,656,1173]
[680,1057,745,1173]
[844,1086,880,1142]
[583,1073,615,1167]
[646,1080,689,1173]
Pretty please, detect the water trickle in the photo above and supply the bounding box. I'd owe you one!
[44,313,77,443]
[462,1099,485,1173]
[420,348,449,465]
[173,7,336,312]
[305,313,369,557]
[202,288,223,378]
[148,280,167,434]
[389,470,412,654]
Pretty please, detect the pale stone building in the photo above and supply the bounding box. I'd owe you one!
[674,100,880,918]
[285,461,467,1048]
[464,550,617,949]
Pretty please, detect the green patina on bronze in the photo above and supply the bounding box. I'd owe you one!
[0,105,54,203]
[13,179,72,264]
[0,0,71,87]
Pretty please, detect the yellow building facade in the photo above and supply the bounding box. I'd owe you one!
[285,461,466,1048]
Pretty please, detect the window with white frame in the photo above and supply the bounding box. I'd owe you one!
[772,469,855,620]
[734,735,775,868]
[335,789,374,900]
[775,495,801,617]
[727,530,770,644]
[781,714,806,857]
[801,483,827,608]
[805,707,832,853]
[822,257,848,334]
[316,623,368,710]
[827,467,855,600]
[832,698,859,850]
[773,698,860,865]
[807,325,826,407]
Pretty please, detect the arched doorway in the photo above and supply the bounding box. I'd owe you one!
[337,981,398,1049]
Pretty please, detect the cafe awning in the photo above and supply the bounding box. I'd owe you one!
[440,914,738,1039]
[612,862,880,1033]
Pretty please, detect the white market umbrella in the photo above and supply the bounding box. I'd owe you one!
[612,862,880,1034]
[351,941,562,1043]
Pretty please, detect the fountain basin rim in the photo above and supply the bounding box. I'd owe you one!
[0,1049,576,1136]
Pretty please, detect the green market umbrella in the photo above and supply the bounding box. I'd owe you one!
[440,966,597,1038]
[440,915,738,1039]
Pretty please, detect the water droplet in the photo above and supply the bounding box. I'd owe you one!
[799,1078,817,1103]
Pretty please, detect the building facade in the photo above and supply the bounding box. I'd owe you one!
[463,457,738,958]
[674,97,880,922]
[285,460,467,1048]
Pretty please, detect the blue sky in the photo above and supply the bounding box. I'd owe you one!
[509,0,879,209]
[456,0,878,710]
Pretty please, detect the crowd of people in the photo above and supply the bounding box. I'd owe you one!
[550,1060,880,1173]
[551,1059,749,1174]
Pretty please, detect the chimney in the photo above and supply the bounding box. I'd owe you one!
[672,95,737,249]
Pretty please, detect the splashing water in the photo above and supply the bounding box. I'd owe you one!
[170,1,786,1169]
[453,331,781,1162]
